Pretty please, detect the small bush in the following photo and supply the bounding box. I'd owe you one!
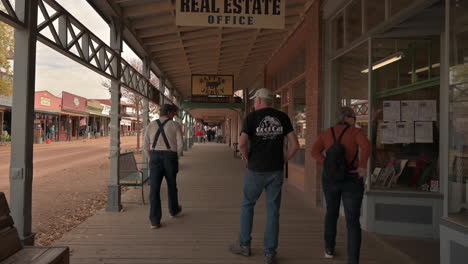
[1,131,11,141]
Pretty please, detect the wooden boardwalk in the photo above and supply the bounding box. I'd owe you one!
[56,143,412,264]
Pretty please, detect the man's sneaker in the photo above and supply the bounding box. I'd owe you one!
[264,254,276,264]
[150,223,161,229]
[171,206,183,217]
[229,243,251,256]
[324,249,334,258]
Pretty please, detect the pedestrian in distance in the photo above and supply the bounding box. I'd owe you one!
[310,106,371,264]
[196,130,203,143]
[229,88,300,264]
[49,125,55,141]
[216,127,223,143]
[66,119,72,141]
[143,104,184,229]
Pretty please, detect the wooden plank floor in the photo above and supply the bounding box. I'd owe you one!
[55,143,413,264]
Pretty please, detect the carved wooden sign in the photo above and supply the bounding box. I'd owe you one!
[192,74,234,96]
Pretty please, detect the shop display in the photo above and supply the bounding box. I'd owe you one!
[383,101,400,121]
[370,39,439,192]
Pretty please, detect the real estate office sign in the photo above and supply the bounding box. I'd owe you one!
[176,0,285,29]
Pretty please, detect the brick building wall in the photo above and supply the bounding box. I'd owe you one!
[264,0,322,206]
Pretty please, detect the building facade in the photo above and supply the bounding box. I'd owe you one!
[34,91,62,142]
[222,0,467,262]
[320,0,467,262]
[61,92,88,141]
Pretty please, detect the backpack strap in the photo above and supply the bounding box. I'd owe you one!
[332,125,350,143]
[350,150,359,169]
[152,119,172,150]
[331,127,337,142]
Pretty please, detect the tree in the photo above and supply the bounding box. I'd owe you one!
[101,59,160,150]
[0,22,14,96]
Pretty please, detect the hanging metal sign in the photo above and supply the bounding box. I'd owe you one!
[176,0,285,29]
[192,74,234,96]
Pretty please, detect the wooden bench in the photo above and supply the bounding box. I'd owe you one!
[0,192,69,264]
[119,152,149,204]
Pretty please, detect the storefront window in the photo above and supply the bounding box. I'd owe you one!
[431,39,441,78]
[370,37,440,192]
[334,42,369,132]
[373,38,440,92]
[346,0,362,44]
[449,0,468,222]
[397,40,414,86]
[374,39,399,92]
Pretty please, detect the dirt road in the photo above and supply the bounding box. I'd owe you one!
[0,136,139,245]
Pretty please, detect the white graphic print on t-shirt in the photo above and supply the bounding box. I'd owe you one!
[256,116,283,140]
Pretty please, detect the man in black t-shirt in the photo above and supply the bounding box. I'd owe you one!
[229,88,299,264]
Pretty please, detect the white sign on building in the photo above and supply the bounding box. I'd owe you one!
[176,0,285,29]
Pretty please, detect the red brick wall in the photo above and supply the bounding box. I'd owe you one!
[264,1,322,206]
[304,1,323,206]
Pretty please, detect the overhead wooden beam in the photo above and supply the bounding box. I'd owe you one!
[185,45,218,53]
[112,0,140,4]
[148,42,183,52]
[190,60,218,67]
[179,26,208,33]
[132,13,174,29]
[137,25,178,38]
[142,34,179,45]
[186,49,218,57]
[180,28,219,40]
[222,31,257,42]
[183,37,218,47]
[155,57,187,65]
[123,1,172,18]
[166,0,193,74]
[152,49,186,58]
[256,36,285,44]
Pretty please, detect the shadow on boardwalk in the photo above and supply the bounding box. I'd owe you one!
[56,143,417,264]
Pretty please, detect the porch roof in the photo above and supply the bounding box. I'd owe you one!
[89,0,315,99]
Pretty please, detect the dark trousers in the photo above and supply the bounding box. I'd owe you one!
[149,150,180,225]
[323,173,364,264]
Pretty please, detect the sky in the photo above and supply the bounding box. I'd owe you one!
[35,0,142,99]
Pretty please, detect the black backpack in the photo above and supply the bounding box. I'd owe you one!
[324,126,357,182]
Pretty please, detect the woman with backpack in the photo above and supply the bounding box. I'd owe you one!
[310,106,371,264]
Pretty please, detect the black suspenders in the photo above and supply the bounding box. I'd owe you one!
[152,119,171,150]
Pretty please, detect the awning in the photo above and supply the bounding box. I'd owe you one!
[35,109,60,115]
[60,110,89,117]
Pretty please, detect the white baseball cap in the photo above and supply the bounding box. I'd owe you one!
[249,88,272,100]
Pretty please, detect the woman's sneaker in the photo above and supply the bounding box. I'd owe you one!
[171,206,183,217]
[150,223,161,229]
[324,249,334,258]
[228,243,251,256]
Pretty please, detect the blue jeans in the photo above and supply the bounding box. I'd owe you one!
[149,150,180,225]
[323,173,364,264]
[239,169,284,256]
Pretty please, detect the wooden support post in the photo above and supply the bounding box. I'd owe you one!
[9,0,38,245]
[142,57,150,167]
[107,17,123,212]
